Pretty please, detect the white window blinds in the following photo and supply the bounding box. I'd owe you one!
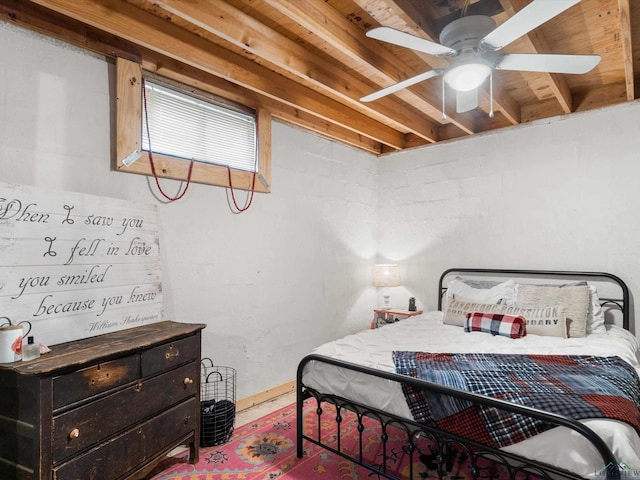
[142,81,257,172]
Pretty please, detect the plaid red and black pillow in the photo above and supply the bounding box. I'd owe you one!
[464,311,526,339]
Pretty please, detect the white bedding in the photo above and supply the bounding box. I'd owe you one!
[303,311,640,476]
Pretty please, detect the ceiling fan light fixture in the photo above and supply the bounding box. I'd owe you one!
[444,63,491,92]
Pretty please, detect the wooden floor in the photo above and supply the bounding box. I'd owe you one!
[235,390,296,427]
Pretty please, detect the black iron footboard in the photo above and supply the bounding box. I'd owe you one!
[296,354,621,480]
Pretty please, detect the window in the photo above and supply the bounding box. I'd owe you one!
[142,81,257,172]
[115,58,271,193]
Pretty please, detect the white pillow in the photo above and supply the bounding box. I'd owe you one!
[446,278,516,305]
[587,285,606,334]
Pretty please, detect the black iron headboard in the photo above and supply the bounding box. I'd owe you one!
[438,268,631,331]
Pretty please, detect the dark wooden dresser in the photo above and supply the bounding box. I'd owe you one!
[0,320,206,480]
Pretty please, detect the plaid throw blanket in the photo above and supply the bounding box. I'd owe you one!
[465,312,526,338]
[392,351,640,448]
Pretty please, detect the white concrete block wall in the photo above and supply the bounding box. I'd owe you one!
[3,18,640,402]
[0,22,378,399]
[379,102,640,333]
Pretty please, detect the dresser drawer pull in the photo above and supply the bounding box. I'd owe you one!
[165,350,180,360]
[183,377,193,386]
[69,428,80,440]
[134,382,143,392]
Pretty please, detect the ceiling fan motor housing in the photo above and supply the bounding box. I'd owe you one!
[440,15,496,53]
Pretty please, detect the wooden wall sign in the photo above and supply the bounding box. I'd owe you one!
[0,182,162,346]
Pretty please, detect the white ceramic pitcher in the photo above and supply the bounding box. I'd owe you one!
[0,318,32,363]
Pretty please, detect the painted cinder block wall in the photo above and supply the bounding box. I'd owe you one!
[0,22,377,400]
[2,20,640,401]
[378,101,640,334]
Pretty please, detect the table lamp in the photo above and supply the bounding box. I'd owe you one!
[373,264,401,310]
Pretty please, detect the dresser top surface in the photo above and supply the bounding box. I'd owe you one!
[0,321,206,375]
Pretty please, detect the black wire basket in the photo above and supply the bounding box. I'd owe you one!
[200,358,236,447]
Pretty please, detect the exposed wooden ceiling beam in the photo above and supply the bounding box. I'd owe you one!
[618,0,635,100]
[141,54,385,154]
[432,0,505,36]
[2,0,633,154]
[374,0,438,39]
[28,0,407,150]
[571,79,629,112]
[0,0,385,153]
[149,0,438,143]
[498,0,573,113]
[0,0,141,62]
[260,0,478,136]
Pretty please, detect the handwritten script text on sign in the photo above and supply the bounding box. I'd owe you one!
[0,183,162,345]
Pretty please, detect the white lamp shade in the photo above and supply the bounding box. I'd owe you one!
[444,63,491,92]
[372,264,401,287]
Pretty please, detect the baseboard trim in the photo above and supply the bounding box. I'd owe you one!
[237,380,296,412]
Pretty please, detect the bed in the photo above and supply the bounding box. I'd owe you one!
[296,269,640,480]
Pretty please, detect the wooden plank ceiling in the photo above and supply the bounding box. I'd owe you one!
[2,0,638,155]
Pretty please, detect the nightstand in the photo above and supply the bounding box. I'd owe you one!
[372,309,423,328]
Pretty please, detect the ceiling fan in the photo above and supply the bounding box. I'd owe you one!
[360,0,600,115]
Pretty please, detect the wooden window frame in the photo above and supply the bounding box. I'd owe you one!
[115,58,271,193]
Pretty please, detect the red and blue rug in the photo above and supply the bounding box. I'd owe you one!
[151,399,519,479]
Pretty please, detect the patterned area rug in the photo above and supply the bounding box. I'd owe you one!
[151,399,520,480]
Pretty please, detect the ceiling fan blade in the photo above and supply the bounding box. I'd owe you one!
[481,0,581,51]
[360,70,441,102]
[366,27,455,57]
[495,53,600,74]
[456,89,479,113]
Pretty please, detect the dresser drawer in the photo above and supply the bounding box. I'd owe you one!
[0,321,204,480]
[141,334,200,377]
[53,397,198,480]
[53,355,140,410]
[52,361,199,463]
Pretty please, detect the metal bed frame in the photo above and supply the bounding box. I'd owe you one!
[297,269,632,480]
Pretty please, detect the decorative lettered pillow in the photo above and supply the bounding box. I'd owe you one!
[515,284,589,338]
